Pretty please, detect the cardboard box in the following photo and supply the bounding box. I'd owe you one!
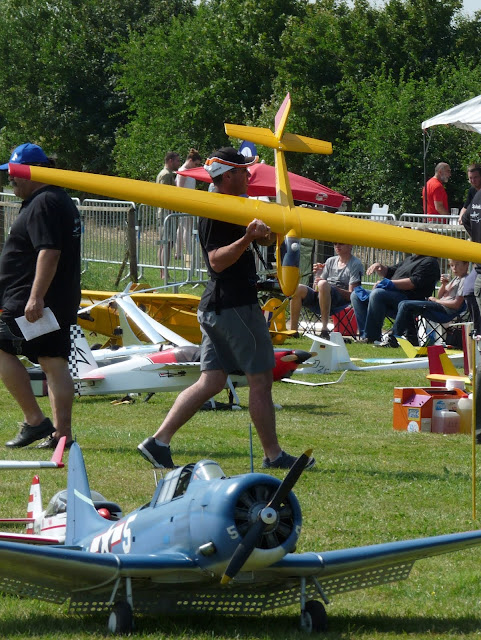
[393,387,465,433]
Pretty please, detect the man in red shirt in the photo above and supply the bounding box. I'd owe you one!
[422,162,451,222]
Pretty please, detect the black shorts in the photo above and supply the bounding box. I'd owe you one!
[0,318,71,364]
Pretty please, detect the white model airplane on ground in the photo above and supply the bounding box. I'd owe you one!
[28,295,315,403]
[0,473,122,545]
[294,333,464,376]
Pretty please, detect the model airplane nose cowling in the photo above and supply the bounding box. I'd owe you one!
[221,450,311,584]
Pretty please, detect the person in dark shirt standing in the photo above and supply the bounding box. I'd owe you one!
[138,147,315,470]
[0,143,81,449]
[458,164,481,335]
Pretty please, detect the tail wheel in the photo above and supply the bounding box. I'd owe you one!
[300,600,328,634]
[108,600,133,635]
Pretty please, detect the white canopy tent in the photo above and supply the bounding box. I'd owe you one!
[422,94,481,134]
[421,95,481,212]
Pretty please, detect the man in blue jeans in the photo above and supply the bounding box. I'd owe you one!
[351,254,440,346]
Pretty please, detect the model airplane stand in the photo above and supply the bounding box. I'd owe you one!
[295,332,351,375]
[393,387,466,433]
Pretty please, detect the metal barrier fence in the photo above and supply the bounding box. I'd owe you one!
[0,194,472,291]
[136,204,208,289]
[0,191,81,253]
[338,211,468,287]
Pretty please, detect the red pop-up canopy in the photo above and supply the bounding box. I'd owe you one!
[177,163,349,209]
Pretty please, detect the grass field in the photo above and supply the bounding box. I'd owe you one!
[0,276,480,638]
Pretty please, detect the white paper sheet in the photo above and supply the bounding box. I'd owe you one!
[15,308,60,340]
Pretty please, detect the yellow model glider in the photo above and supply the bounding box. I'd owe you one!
[9,93,481,296]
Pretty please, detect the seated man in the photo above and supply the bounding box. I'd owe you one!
[289,243,363,339]
[351,253,440,346]
[390,260,469,344]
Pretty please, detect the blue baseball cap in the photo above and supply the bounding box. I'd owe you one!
[0,143,49,171]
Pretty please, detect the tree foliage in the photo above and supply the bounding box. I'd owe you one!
[0,0,194,171]
[1,0,480,212]
[113,0,306,179]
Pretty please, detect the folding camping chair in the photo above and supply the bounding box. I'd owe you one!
[299,303,358,338]
[416,304,470,347]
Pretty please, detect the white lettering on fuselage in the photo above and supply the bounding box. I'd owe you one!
[89,514,137,553]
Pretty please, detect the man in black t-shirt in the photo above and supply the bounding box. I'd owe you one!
[351,253,440,345]
[458,164,481,337]
[0,143,81,449]
[138,147,315,471]
[458,163,481,223]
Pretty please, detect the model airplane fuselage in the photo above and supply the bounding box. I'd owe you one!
[74,344,313,396]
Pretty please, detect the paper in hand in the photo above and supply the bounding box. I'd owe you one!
[15,307,60,341]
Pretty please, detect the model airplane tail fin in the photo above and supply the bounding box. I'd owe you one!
[427,345,459,387]
[68,325,98,379]
[295,332,356,375]
[26,475,42,534]
[65,442,108,546]
[396,337,428,358]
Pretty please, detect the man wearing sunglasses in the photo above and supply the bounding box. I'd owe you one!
[139,147,315,471]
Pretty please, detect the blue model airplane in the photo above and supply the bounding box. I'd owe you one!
[1,443,481,634]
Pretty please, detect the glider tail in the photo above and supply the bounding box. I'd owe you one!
[26,475,42,534]
[65,442,108,546]
[68,325,98,379]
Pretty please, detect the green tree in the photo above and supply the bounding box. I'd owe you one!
[334,62,481,214]
[113,0,307,178]
[0,0,194,172]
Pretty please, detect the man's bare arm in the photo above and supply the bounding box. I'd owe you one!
[25,249,61,322]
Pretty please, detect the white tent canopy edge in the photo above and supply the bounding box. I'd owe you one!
[422,94,481,134]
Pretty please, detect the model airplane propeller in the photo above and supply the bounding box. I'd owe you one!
[8,93,481,297]
[221,448,313,584]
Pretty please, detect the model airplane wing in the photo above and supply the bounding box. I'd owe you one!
[0,528,480,607]
[0,541,198,603]
[282,370,348,386]
[115,295,194,347]
[0,532,62,545]
[426,373,471,385]
[0,436,66,469]
[269,529,481,597]
[9,92,481,297]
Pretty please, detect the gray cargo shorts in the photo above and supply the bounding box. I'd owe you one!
[198,304,275,375]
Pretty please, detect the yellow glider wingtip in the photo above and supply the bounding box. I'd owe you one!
[280,132,332,155]
[224,124,281,150]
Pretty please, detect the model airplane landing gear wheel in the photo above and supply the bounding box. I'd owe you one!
[300,600,328,633]
[108,600,133,635]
